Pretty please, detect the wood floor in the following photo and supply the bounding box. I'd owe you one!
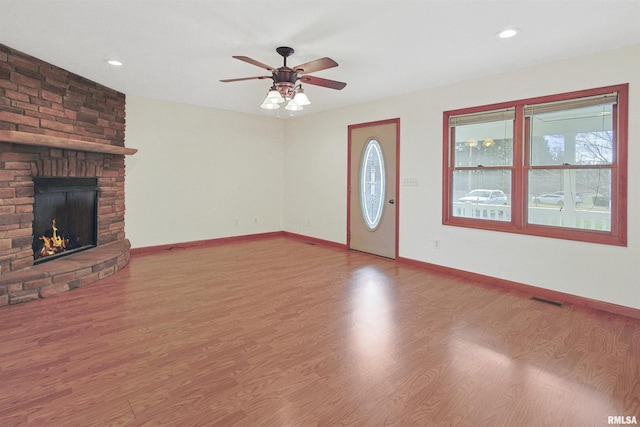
[0,236,638,426]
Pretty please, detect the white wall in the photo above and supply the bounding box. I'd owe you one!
[124,97,285,248]
[283,45,640,309]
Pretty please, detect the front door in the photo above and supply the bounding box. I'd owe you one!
[348,119,399,259]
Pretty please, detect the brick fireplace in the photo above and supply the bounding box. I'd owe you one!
[0,44,136,306]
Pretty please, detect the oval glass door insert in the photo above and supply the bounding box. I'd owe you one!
[360,139,386,230]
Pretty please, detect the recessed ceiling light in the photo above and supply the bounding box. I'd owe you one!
[106,59,123,66]
[497,28,519,39]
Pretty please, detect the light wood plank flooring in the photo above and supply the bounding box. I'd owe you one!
[0,236,638,426]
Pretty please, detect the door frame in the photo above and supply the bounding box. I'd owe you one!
[347,118,400,258]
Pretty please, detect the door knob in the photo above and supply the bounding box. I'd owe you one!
[389,199,395,204]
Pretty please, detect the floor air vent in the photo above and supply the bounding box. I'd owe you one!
[531,296,563,307]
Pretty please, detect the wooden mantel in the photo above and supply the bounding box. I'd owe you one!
[0,130,137,156]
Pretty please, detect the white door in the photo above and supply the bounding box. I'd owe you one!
[348,119,399,259]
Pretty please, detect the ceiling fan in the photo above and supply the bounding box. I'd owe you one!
[220,46,346,111]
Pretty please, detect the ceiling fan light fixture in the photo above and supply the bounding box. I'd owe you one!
[261,101,280,110]
[293,89,310,106]
[266,88,285,104]
[285,100,303,111]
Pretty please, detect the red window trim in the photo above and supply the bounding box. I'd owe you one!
[442,84,628,246]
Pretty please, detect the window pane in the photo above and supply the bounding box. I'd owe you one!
[452,169,511,222]
[360,139,385,230]
[528,169,611,231]
[453,120,513,167]
[529,104,614,166]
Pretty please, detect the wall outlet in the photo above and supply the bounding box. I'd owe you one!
[434,240,440,249]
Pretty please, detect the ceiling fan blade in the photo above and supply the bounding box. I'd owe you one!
[299,75,347,90]
[293,57,338,74]
[233,56,276,72]
[220,76,272,83]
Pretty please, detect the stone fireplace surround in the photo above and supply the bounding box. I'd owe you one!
[0,44,136,306]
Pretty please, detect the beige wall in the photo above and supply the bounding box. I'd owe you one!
[125,45,639,309]
[125,98,285,248]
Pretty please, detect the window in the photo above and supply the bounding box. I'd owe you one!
[443,84,628,246]
[360,139,386,230]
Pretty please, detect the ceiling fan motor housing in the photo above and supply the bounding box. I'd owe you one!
[273,68,299,84]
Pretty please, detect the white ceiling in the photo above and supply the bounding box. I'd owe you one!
[1,0,639,118]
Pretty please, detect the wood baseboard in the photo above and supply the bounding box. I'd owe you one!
[130,231,285,256]
[282,232,348,250]
[397,256,640,320]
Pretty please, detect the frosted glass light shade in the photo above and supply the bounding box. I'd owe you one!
[266,89,285,104]
[285,101,303,111]
[261,101,280,110]
[293,91,310,106]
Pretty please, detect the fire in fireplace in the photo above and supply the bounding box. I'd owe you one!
[32,178,98,263]
[39,219,71,257]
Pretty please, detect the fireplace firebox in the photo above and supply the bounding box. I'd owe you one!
[32,177,98,264]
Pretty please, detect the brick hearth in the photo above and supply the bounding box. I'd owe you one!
[0,44,136,306]
[0,240,130,305]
